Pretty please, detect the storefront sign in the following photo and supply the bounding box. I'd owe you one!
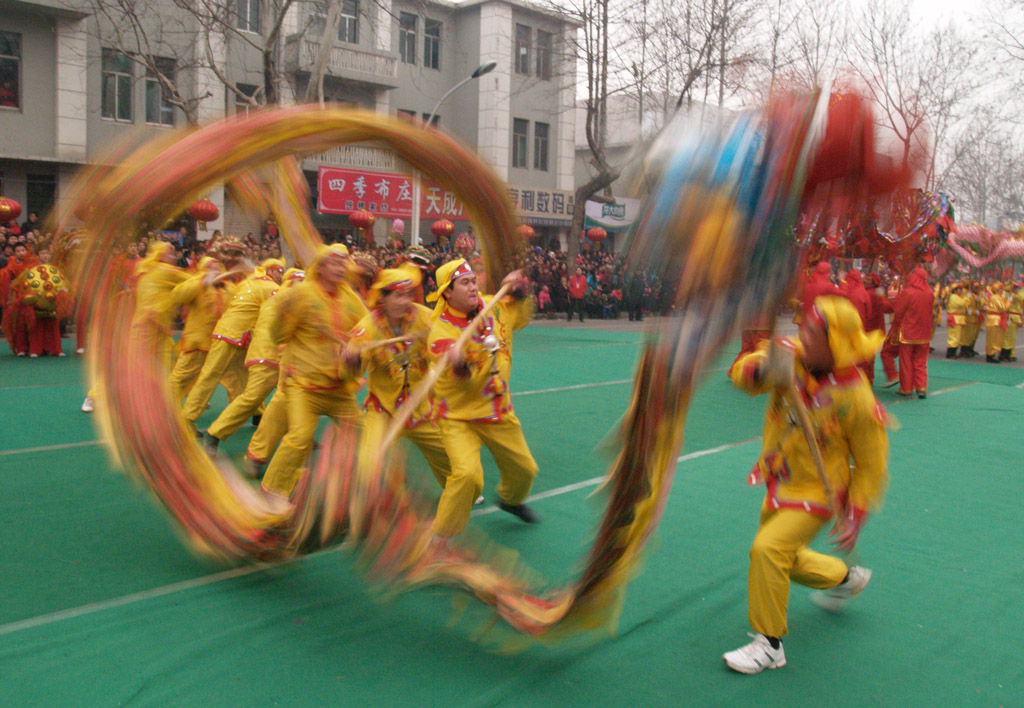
[317,166,466,219]
[584,197,640,232]
[508,186,574,227]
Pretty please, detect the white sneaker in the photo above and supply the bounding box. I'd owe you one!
[76,347,85,355]
[81,396,95,413]
[29,353,38,358]
[723,633,786,674]
[811,566,872,613]
[474,494,485,506]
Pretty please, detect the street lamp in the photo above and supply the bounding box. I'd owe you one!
[411,60,498,245]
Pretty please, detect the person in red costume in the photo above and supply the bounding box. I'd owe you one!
[0,243,40,356]
[567,266,588,323]
[800,262,840,321]
[862,273,889,385]
[892,267,935,398]
[839,269,873,381]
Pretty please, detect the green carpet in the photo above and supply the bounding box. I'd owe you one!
[0,333,1021,708]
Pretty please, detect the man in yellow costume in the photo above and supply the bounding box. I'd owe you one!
[945,281,967,358]
[426,258,538,538]
[345,263,451,490]
[259,244,368,500]
[168,256,243,403]
[203,268,305,454]
[962,280,982,358]
[1001,279,1023,362]
[983,281,1009,363]
[82,241,187,413]
[181,258,284,430]
[723,295,889,675]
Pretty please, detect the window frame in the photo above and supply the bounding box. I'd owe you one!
[514,24,531,76]
[512,118,529,169]
[339,0,359,44]
[0,31,22,111]
[399,12,418,65]
[144,57,175,127]
[235,0,261,33]
[424,19,441,71]
[101,48,133,123]
[235,83,258,117]
[533,121,549,171]
[535,29,552,81]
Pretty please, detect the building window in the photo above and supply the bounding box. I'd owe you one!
[421,112,439,128]
[534,122,549,171]
[102,49,133,122]
[0,32,21,110]
[235,0,260,33]
[424,20,441,70]
[512,118,528,169]
[514,24,531,76]
[26,173,56,219]
[399,13,417,65]
[339,0,359,44]
[536,30,552,80]
[145,58,175,126]
[235,83,258,116]
[397,108,417,122]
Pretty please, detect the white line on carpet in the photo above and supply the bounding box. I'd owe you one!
[0,440,102,457]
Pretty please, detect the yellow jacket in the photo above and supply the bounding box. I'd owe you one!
[272,278,368,391]
[983,291,1009,328]
[171,274,234,353]
[427,295,533,422]
[212,274,279,346]
[731,338,889,519]
[966,292,981,323]
[1008,287,1024,326]
[946,292,967,326]
[350,304,435,426]
[244,294,283,367]
[131,263,189,333]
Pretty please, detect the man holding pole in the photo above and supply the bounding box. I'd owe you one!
[723,296,889,675]
[425,258,538,537]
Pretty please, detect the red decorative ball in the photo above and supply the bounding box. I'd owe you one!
[585,227,607,243]
[431,219,455,238]
[0,197,22,222]
[188,198,219,222]
[516,224,535,240]
[349,210,375,230]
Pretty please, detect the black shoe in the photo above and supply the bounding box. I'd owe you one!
[203,432,220,456]
[497,500,539,524]
[958,346,969,358]
[251,414,262,427]
[917,391,927,399]
[999,349,1011,361]
[946,347,957,359]
[986,355,1000,363]
[883,379,899,389]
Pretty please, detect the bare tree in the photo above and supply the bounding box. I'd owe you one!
[940,111,1024,225]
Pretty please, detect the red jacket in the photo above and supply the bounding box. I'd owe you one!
[893,268,935,343]
[864,290,888,333]
[840,270,872,327]
[568,274,588,299]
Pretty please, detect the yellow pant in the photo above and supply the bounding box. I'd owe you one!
[1003,319,1019,352]
[207,363,278,441]
[986,324,1005,357]
[247,386,288,463]
[964,321,979,346]
[358,409,451,489]
[169,350,207,403]
[261,380,362,497]
[946,324,961,349]
[181,340,247,422]
[748,501,848,638]
[432,415,538,537]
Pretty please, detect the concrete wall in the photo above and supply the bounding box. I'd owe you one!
[0,9,58,160]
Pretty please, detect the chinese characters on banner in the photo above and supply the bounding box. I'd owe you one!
[318,166,576,227]
[318,166,467,220]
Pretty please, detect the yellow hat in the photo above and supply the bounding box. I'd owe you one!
[135,240,174,276]
[810,295,885,369]
[427,258,473,319]
[253,257,285,279]
[282,267,305,289]
[368,262,422,306]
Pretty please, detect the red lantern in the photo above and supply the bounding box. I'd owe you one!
[516,224,535,240]
[0,197,22,222]
[188,198,219,223]
[431,219,454,238]
[586,227,607,243]
[349,210,375,230]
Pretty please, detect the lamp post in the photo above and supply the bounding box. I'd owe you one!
[411,61,498,246]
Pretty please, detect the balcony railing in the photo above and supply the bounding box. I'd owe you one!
[304,144,398,170]
[287,37,398,87]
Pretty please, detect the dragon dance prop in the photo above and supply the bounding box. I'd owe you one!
[68,93,918,641]
[932,224,1024,278]
[1,263,74,349]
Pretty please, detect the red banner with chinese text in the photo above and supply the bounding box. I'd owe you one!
[317,166,466,220]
